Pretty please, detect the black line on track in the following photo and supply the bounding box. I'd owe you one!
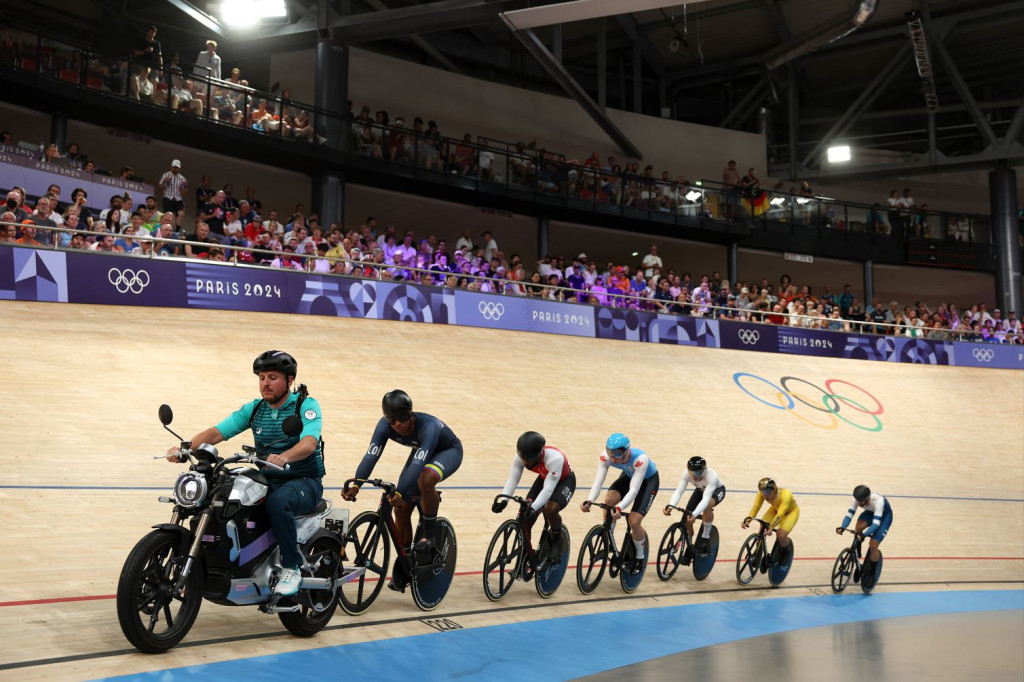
[3,579,1021,671]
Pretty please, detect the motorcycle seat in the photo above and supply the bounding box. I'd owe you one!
[295,499,329,519]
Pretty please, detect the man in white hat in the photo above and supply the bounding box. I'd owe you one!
[158,159,188,228]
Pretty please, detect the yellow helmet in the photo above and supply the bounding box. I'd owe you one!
[758,477,777,494]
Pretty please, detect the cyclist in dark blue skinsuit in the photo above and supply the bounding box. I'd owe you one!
[341,389,462,591]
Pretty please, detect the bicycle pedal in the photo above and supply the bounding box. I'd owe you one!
[387,577,408,593]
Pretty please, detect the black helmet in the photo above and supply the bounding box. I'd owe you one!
[252,350,297,379]
[853,485,871,503]
[382,389,413,424]
[517,431,546,466]
[758,477,777,494]
[687,456,706,477]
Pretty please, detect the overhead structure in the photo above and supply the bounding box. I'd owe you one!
[906,11,938,111]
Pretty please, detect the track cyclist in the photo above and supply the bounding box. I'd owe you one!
[581,433,659,572]
[495,431,576,559]
[665,456,725,558]
[836,485,892,577]
[341,389,462,591]
[166,350,325,596]
[743,477,798,563]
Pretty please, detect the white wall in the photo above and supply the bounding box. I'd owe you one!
[271,47,767,182]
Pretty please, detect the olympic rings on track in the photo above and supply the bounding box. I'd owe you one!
[733,372,884,431]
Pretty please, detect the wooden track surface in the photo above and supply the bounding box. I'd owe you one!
[0,301,1021,680]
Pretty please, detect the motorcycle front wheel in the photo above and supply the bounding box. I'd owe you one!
[116,529,204,653]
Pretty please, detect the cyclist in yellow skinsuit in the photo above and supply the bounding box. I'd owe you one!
[742,477,799,562]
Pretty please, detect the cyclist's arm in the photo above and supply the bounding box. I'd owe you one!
[747,491,765,520]
[616,454,651,510]
[530,449,566,511]
[774,490,796,520]
[586,456,611,503]
[352,418,390,488]
[500,457,525,499]
[690,469,722,517]
[839,497,857,529]
[667,471,690,508]
[395,420,441,495]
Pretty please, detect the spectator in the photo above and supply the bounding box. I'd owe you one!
[185,222,215,258]
[722,160,741,218]
[15,222,41,246]
[481,231,498,261]
[199,190,227,238]
[194,40,221,81]
[132,25,162,73]
[641,245,662,278]
[158,159,188,227]
[195,175,215,214]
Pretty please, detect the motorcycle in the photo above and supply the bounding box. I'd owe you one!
[116,404,362,653]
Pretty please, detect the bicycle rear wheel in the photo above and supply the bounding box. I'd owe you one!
[482,519,524,602]
[768,539,794,587]
[338,511,390,615]
[656,523,685,581]
[619,530,648,594]
[535,525,571,599]
[861,552,883,593]
[735,533,762,585]
[692,525,720,581]
[411,518,457,611]
[576,525,608,595]
[831,547,855,594]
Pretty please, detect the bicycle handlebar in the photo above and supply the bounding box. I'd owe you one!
[344,477,396,495]
[493,493,529,507]
[745,517,771,530]
[665,505,701,519]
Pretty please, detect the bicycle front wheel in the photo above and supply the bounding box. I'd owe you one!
[656,523,685,581]
[483,519,524,602]
[831,547,855,594]
[338,511,390,615]
[576,525,609,595]
[736,533,762,585]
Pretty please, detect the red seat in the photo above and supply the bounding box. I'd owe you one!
[86,76,104,90]
[59,69,79,84]
[156,81,168,92]
[19,58,37,72]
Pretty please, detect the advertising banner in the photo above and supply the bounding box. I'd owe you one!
[0,246,1019,371]
[454,291,595,337]
[952,342,1024,370]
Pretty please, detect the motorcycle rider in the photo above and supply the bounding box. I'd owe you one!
[166,350,325,596]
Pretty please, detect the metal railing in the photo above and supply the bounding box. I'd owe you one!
[2,222,1016,344]
[0,22,996,247]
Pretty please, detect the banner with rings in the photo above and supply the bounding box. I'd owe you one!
[732,372,886,432]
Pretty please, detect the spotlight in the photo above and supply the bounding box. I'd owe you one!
[668,38,681,53]
[827,145,851,163]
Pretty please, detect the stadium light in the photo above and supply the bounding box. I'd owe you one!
[827,145,851,163]
[685,190,702,202]
[220,0,287,28]
[770,197,786,206]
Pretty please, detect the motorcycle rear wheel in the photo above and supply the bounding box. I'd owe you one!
[116,529,204,653]
[279,534,342,637]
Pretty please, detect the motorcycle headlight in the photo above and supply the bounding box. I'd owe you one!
[173,472,208,508]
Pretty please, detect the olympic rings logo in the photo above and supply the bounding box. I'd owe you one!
[732,372,884,432]
[972,348,994,362]
[737,329,760,345]
[478,301,505,320]
[107,267,151,294]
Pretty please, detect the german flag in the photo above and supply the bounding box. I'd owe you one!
[743,191,769,217]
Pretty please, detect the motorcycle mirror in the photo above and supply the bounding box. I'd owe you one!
[158,404,174,425]
[282,415,302,437]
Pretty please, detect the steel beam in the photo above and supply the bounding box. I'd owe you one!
[509,28,642,158]
[363,0,463,73]
[614,13,667,79]
[632,39,642,113]
[1000,95,1024,148]
[165,0,224,36]
[597,18,606,110]
[798,44,911,171]
[932,39,999,149]
[772,144,1024,182]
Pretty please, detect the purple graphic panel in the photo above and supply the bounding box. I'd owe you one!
[952,342,1024,370]
[66,253,187,307]
[594,307,719,346]
[454,291,595,337]
[719,322,779,352]
[185,262,291,313]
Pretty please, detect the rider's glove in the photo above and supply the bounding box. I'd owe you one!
[522,506,538,523]
[491,500,508,514]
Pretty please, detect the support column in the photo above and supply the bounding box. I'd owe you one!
[597,19,606,111]
[552,24,562,63]
[315,37,349,150]
[537,215,549,260]
[863,260,874,307]
[787,63,799,178]
[632,40,642,114]
[313,171,345,229]
[990,164,1022,315]
[50,112,67,152]
[727,243,738,287]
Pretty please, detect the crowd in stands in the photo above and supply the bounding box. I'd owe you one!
[2,169,1020,344]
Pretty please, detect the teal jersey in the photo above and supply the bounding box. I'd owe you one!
[215,392,325,480]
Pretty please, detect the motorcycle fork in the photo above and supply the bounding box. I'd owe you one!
[174,511,212,591]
